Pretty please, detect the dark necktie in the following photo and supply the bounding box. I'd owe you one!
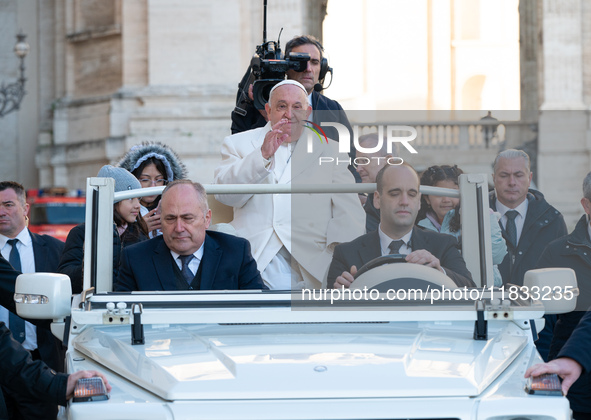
[179,254,195,285]
[388,240,405,255]
[7,239,25,343]
[505,210,519,248]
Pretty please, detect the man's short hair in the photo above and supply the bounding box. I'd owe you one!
[0,181,26,206]
[375,162,419,194]
[358,132,400,157]
[285,35,324,59]
[493,149,531,173]
[583,171,591,201]
[162,180,209,213]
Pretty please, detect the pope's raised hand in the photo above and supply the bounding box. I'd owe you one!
[261,118,291,160]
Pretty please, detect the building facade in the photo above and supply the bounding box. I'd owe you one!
[0,0,590,227]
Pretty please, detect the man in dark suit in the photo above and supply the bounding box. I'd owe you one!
[0,255,112,417]
[525,307,591,407]
[0,181,66,420]
[530,171,591,418]
[116,180,266,291]
[489,149,567,362]
[327,164,474,289]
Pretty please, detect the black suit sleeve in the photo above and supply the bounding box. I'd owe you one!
[0,256,18,313]
[237,239,268,290]
[57,224,85,294]
[0,256,52,330]
[114,247,137,292]
[437,237,475,288]
[0,324,68,408]
[557,308,591,373]
[58,224,123,294]
[326,243,351,289]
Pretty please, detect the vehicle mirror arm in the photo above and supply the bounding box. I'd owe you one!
[473,300,488,340]
[131,303,145,345]
[80,287,95,311]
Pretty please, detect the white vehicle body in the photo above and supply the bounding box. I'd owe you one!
[16,175,577,419]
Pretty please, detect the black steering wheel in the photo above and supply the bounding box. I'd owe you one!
[351,254,458,292]
[354,254,407,279]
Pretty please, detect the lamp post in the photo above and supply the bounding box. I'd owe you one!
[0,32,30,118]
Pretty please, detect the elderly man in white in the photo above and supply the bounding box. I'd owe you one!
[214,80,364,290]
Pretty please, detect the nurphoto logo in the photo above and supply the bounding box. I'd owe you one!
[305,123,418,166]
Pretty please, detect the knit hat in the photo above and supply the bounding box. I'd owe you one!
[117,142,187,182]
[97,165,141,203]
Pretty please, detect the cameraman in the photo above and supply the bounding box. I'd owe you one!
[231,35,350,134]
[231,35,359,181]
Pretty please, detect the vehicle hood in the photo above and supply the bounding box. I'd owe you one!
[73,321,528,400]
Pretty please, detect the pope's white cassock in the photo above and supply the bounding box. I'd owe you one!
[214,123,365,289]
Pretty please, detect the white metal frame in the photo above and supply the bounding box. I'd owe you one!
[84,175,490,294]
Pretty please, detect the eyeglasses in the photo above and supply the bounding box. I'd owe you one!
[138,178,167,187]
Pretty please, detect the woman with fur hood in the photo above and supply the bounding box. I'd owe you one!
[118,142,187,237]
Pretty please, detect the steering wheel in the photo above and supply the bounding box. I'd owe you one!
[351,254,458,292]
[354,254,407,279]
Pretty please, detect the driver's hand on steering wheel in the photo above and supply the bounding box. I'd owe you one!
[405,250,443,272]
[333,265,358,289]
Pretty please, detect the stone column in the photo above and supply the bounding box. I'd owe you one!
[519,0,542,112]
[537,0,590,229]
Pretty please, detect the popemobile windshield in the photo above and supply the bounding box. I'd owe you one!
[14,174,579,420]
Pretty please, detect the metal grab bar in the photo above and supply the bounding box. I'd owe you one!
[114,184,461,201]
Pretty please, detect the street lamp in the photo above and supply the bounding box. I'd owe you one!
[0,32,30,118]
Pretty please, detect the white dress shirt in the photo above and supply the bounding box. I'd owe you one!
[170,241,205,277]
[261,141,296,290]
[378,226,413,256]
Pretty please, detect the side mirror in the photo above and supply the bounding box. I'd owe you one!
[15,273,72,320]
[523,268,579,314]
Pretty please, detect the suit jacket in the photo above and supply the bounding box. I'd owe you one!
[0,232,66,374]
[0,323,68,419]
[28,232,66,372]
[490,189,567,286]
[326,227,475,289]
[536,215,591,413]
[557,307,591,413]
[214,123,365,288]
[115,231,266,291]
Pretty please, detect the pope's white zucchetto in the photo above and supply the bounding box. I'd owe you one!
[268,80,308,101]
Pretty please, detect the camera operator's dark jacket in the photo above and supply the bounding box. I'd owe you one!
[536,214,591,414]
[489,189,567,286]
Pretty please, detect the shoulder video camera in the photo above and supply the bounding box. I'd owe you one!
[234,36,310,115]
[233,0,311,115]
[250,41,310,109]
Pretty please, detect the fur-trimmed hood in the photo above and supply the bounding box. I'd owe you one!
[117,142,187,182]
